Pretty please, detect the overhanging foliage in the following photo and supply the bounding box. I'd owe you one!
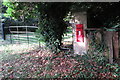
[3,2,72,52]
[2,2,120,52]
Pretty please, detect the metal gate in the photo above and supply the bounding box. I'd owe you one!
[8,26,39,45]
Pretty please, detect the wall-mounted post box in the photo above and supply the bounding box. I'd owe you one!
[71,12,87,55]
[76,24,84,42]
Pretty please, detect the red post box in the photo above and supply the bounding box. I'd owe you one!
[76,24,84,42]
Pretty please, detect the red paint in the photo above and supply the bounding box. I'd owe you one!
[76,24,84,42]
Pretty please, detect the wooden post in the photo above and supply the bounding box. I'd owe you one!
[104,31,114,64]
[107,31,114,64]
[113,32,119,59]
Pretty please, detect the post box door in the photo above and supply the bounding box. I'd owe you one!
[76,24,84,42]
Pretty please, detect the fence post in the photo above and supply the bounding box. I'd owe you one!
[104,31,114,64]
[1,23,6,40]
[107,31,114,64]
[9,26,12,44]
[17,26,20,44]
[26,26,29,46]
[113,31,119,59]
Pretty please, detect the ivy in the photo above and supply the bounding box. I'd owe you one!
[2,2,120,53]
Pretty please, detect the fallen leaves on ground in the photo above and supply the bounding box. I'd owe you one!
[1,48,120,79]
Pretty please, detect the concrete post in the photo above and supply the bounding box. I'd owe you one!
[72,12,87,55]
